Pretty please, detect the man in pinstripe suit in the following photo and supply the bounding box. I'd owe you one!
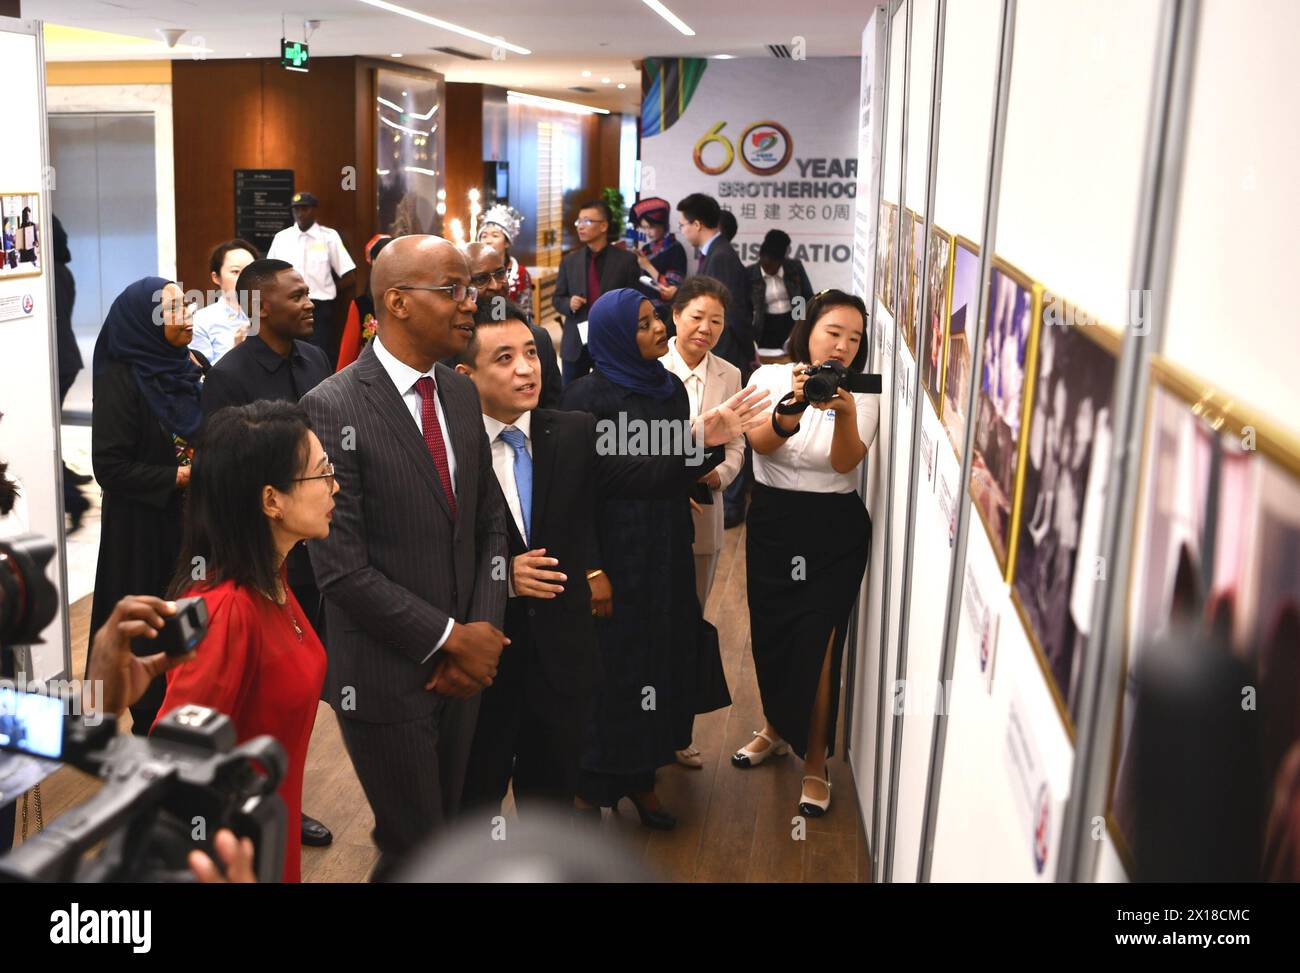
[302,236,509,878]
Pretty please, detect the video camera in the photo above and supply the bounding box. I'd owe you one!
[0,533,287,882]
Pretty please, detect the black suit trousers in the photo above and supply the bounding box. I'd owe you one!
[461,625,585,817]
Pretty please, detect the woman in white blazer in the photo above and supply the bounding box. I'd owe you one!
[661,275,744,767]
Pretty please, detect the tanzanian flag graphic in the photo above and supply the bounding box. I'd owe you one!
[641,58,708,136]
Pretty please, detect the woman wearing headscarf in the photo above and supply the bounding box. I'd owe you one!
[559,288,728,829]
[335,233,393,371]
[88,277,209,733]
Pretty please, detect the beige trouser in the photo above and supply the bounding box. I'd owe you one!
[694,551,720,614]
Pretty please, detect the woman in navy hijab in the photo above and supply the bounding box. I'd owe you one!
[560,288,727,829]
[88,277,209,733]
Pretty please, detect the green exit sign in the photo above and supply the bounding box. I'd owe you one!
[280,39,309,71]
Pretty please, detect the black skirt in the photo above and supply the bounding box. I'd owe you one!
[745,483,871,760]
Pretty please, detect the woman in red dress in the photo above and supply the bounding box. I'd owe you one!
[152,400,336,882]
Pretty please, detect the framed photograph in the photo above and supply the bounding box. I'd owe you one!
[920,225,952,414]
[906,211,925,358]
[1107,356,1300,878]
[1010,314,1120,732]
[895,208,914,339]
[877,201,898,315]
[0,193,41,279]
[969,258,1042,578]
[940,236,980,454]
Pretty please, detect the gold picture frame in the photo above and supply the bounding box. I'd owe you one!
[1008,307,1122,739]
[920,224,953,417]
[1103,353,1300,876]
[969,256,1043,581]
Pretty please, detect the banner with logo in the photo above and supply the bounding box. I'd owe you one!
[639,57,860,292]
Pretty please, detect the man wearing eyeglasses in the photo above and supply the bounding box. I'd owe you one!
[197,257,338,851]
[466,241,562,408]
[552,199,642,385]
[301,235,510,879]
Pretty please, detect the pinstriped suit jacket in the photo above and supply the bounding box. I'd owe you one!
[302,341,508,724]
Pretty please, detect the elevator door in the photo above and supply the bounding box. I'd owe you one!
[48,112,158,415]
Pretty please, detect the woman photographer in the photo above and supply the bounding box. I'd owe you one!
[733,290,879,818]
[152,400,334,882]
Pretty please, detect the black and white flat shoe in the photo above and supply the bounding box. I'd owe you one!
[798,774,832,818]
[731,729,790,768]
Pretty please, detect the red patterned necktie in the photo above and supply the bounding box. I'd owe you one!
[414,376,457,518]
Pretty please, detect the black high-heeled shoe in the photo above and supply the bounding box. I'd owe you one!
[624,792,677,831]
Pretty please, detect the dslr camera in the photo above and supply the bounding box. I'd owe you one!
[802,359,883,403]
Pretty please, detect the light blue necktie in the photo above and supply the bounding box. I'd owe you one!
[498,426,532,544]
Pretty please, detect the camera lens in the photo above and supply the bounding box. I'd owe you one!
[0,534,59,646]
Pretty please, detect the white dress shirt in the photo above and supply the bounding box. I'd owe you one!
[266,221,356,300]
[190,298,249,364]
[662,338,709,419]
[483,411,531,545]
[750,362,881,494]
[372,335,459,658]
[762,265,792,315]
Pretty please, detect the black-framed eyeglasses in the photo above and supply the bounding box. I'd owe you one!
[469,267,509,286]
[295,462,336,488]
[393,283,479,304]
[574,218,606,228]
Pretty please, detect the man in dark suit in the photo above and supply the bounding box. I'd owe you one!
[301,235,510,879]
[669,192,757,526]
[450,311,769,817]
[552,199,641,385]
[746,229,816,356]
[200,256,336,850]
[465,241,562,408]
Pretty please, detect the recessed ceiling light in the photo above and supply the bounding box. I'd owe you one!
[639,0,695,36]
[713,54,735,59]
[581,70,591,77]
[357,0,531,55]
[401,91,407,96]
[617,83,626,89]
[391,52,403,57]
[244,51,252,57]
[601,77,611,84]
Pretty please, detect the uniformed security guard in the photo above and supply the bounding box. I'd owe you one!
[267,191,356,365]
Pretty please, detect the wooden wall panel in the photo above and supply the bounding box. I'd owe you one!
[444,82,485,243]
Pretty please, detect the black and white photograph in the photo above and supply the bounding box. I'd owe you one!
[1011,320,1118,725]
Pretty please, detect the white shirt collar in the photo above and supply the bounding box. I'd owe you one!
[666,339,710,384]
[698,231,721,257]
[762,264,785,280]
[483,411,532,443]
[373,334,435,396]
[293,222,323,240]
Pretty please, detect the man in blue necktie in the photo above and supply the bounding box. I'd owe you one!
[451,300,769,817]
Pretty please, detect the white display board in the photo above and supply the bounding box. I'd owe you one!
[886,0,941,884]
[639,56,860,292]
[0,18,71,683]
[1093,0,1300,882]
[847,5,889,841]
[858,7,909,875]
[928,0,1161,881]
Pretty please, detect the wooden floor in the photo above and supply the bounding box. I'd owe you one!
[16,524,872,882]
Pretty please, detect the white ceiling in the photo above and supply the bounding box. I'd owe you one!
[28,0,873,112]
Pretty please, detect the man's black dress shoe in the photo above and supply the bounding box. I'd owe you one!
[302,813,333,847]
